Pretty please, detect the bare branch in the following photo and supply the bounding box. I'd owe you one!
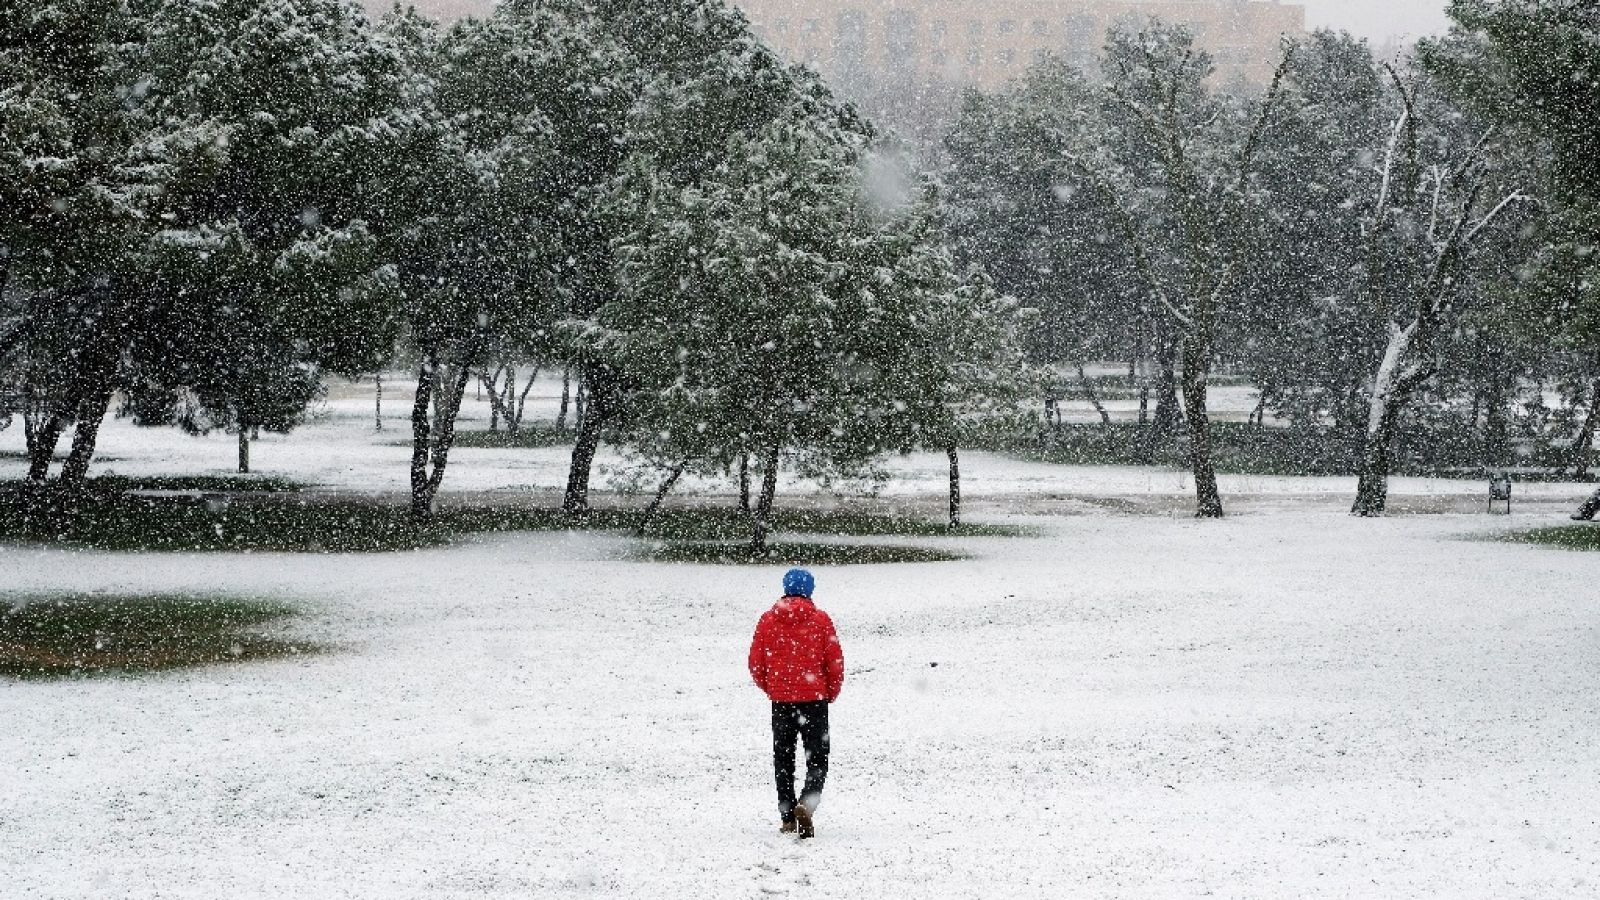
[1465,190,1529,246]
[1374,67,1416,217]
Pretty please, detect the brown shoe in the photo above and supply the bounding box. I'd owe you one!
[793,803,814,840]
[779,819,797,834]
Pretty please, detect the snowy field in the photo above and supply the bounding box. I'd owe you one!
[3,378,1599,899]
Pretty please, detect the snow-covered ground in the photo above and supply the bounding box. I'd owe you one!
[2,374,1590,512]
[3,377,1599,898]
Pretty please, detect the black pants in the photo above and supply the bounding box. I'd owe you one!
[771,700,830,821]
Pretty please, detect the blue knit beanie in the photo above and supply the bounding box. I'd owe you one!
[783,568,815,598]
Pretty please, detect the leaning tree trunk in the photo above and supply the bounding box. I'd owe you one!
[26,414,65,482]
[1570,377,1600,480]
[1076,364,1113,428]
[947,443,962,529]
[57,380,115,488]
[637,459,689,535]
[750,442,781,556]
[562,370,616,518]
[1178,337,1224,519]
[510,367,537,434]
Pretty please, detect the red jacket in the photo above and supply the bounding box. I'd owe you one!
[748,595,845,703]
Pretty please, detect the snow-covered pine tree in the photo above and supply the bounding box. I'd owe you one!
[371,1,632,520]
[551,0,868,518]
[607,110,1017,551]
[0,0,152,486]
[8,0,407,482]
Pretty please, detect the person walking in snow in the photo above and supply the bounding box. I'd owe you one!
[748,568,844,840]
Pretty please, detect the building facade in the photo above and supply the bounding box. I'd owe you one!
[736,0,1307,88]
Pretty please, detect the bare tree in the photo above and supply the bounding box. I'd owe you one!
[1350,71,1527,516]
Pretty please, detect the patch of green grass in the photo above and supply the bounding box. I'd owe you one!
[450,426,573,450]
[0,484,1026,553]
[0,474,306,492]
[0,489,447,552]
[0,593,317,678]
[638,541,968,566]
[1501,525,1600,552]
[633,508,1029,541]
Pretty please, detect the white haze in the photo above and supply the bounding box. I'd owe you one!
[1298,0,1451,44]
[367,2,1455,45]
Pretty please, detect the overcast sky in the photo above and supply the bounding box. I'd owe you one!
[1298,0,1452,43]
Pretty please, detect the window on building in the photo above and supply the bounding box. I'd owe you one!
[1062,14,1094,50]
[803,18,821,35]
[997,20,1016,35]
[998,48,1016,66]
[931,20,947,42]
[967,20,983,40]
[965,47,982,66]
[775,18,789,34]
[836,11,866,74]
[1031,20,1049,37]
[1033,48,1049,64]
[886,9,918,62]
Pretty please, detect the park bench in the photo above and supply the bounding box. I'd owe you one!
[1488,473,1512,515]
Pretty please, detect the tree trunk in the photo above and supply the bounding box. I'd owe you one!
[1352,322,1428,518]
[410,358,439,521]
[947,443,962,529]
[1138,360,1151,426]
[562,372,613,518]
[238,428,250,475]
[503,368,516,433]
[481,366,506,432]
[1151,329,1183,437]
[738,453,751,513]
[556,368,570,432]
[512,367,538,433]
[1077,364,1113,428]
[26,415,65,482]
[1179,339,1224,518]
[750,442,781,556]
[1352,405,1399,517]
[1571,377,1600,480]
[374,373,383,432]
[637,459,689,535]
[57,380,114,488]
[410,350,479,522]
[1141,333,1182,465]
[1483,365,1510,467]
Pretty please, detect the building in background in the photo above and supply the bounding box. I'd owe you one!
[736,0,1307,88]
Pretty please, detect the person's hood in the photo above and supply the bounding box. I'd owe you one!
[772,595,817,623]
